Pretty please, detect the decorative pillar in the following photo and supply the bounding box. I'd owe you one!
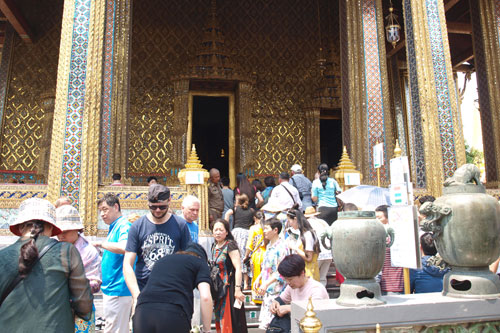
[237,81,255,177]
[403,0,466,195]
[470,0,500,187]
[0,24,15,150]
[48,0,107,234]
[171,79,189,170]
[340,0,394,184]
[389,56,408,157]
[304,107,321,181]
[100,0,132,183]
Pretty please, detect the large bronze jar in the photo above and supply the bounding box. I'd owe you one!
[322,211,393,306]
[420,164,500,298]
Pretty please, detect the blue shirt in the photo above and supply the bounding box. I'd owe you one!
[101,216,132,296]
[312,178,342,207]
[182,217,199,243]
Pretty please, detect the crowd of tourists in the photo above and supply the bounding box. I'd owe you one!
[0,163,454,333]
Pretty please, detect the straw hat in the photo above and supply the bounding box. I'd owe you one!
[303,206,320,218]
[56,205,84,231]
[10,198,61,236]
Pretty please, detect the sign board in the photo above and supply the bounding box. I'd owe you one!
[344,173,361,186]
[373,143,384,168]
[388,205,421,269]
[185,171,204,184]
[390,183,409,205]
[390,156,410,184]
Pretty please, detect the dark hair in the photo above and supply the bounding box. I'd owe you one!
[147,176,158,183]
[418,195,436,205]
[318,163,329,189]
[220,176,230,187]
[375,205,389,219]
[18,220,45,278]
[279,172,290,181]
[212,218,234,241]
[236,173,255,203]
[264,176,276,187]
[343,203,359,211]
[112,173,121,181]
[236,193,249,210]
[264,217,283,234]
[252,179,264,192]
[420,232,437,256]
[97,193,121,212]
[179,242,209,262]
[287,209,320,254]
[278,254,306,277]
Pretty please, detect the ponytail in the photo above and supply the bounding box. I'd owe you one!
[18,220,45,278]
[318,163,329,189]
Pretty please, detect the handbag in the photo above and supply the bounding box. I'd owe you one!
[266,297,291,333]
[209,242,229,302]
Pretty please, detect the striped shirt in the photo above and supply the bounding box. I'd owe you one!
[380,247,404,293]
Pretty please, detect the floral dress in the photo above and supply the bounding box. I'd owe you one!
[212,240,247,333]
[258,238,288,330]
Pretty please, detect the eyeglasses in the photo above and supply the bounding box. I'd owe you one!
[149,205,168,211]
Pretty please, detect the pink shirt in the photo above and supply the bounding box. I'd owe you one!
[280,277,329,304]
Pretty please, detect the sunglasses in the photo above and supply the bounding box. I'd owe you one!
[149,205,168,211]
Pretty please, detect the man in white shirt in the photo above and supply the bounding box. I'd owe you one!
[268,172,302,211]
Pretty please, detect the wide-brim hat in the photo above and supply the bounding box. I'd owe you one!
[56,205,84,231]
[10,198,61,236]
[261,201,286,213]
[304,206,320,218]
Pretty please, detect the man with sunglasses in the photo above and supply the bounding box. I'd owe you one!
[123,184,192,306]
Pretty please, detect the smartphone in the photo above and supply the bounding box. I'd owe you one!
[234,299,242,309]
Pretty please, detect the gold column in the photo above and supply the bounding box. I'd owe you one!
[237,81,254,181]
[304,107,320,180]
[403,0,466,196]
[342,0,394,185]
[48,0,107,234]
[172,79,190,170]
[470,0,500,187]
[110,0,132,180]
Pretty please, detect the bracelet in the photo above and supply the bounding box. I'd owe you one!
[235,285,241,289]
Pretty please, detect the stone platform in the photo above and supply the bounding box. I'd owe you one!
[291,293,500,332]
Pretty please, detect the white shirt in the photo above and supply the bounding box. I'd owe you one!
[268,181,302,210]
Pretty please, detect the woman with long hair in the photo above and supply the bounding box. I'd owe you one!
[0,198,92,332]
[235,173,263,209]
[211,219,247,333]
[243,210,267,304]
[311,163,342,225]
[285,208,321,281]
[224,194,254,290]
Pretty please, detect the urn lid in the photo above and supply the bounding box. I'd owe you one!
[338,211,376,219]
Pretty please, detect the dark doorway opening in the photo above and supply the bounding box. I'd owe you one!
[320,109,342,170]
[192,96,229,177]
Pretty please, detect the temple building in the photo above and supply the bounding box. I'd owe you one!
[0,0,499,235]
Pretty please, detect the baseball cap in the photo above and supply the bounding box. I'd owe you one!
[148,184,170,202]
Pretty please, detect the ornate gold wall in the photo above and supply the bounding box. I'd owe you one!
[0,1,63,177]
[129,0,340,177]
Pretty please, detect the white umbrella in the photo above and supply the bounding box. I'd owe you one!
[337,185,390,211]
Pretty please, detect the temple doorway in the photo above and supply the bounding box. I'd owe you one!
[320,109,342,170]
[191,95,230,177]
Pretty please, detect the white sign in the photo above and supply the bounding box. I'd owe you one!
[388,205,421,269]
[390,183,409,205]
[373,143,384,168]
[344,173,361,186]
[185,171,204,184]
[390,156,410,184]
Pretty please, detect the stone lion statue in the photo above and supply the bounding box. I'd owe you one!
[443,164,481,187]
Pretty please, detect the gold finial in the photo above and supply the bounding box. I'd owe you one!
[334,146,363,191]
[299,297,322,333]
[178,144,209,184]
[393,139,402,158]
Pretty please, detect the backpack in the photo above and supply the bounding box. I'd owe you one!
[209,242,229,302]
[290,177,304,200]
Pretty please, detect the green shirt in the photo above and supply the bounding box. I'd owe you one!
[0,235,93,332]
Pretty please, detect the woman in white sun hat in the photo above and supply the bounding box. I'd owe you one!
[56,204,102,333]
[0,198,92,332]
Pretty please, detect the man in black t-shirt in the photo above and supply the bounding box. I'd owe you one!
[123,184,191,302]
